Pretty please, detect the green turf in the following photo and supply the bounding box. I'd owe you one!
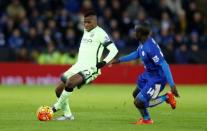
[0,84,207,131]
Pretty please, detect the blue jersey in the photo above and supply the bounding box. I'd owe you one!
[137,38,164,76]
[119,37,175,88]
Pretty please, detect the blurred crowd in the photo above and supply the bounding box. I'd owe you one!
[0,0,207,64]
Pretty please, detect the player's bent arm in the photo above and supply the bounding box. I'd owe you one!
[118,51,139,63]
[160,60,175,88]
[103,43,118,63]
[96,43,118,69]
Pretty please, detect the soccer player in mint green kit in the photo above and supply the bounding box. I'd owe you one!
[52,10,118,120]
[112,22,180,124]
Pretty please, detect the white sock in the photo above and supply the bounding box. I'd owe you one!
[54,90,71,110]
[62,98,72,117]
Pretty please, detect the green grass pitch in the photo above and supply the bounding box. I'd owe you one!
[0,84,207,131]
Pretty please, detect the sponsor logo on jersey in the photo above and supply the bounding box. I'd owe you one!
[81,38,92,43]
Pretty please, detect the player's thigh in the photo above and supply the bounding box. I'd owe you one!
[78,67,99,84]
[136,74,147,90]
[61,65,80,83]
[139,82,165,102]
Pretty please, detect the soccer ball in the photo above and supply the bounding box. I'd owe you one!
[37,105,53,121]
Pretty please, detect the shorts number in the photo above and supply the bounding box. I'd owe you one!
[82,70,91,79]
[147,84,161,99]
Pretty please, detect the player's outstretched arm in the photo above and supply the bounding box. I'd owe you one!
[111,51,140,64]
[160,60,180,97]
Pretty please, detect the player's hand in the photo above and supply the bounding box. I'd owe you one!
[171,86,180,97]
[96,61,106,69]
[110,58,120,64]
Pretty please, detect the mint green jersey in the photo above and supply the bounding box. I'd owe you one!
[76,26,111,67]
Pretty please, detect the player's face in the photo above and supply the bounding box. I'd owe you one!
[136,31,142,42]
[84,16,97,32]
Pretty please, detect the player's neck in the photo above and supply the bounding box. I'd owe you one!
[86,25,98,32]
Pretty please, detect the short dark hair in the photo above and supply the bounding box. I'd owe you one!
[84,10,97,17]
[135,21,151,36]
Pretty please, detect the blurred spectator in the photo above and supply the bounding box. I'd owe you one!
[59,49,77,64]
[6,0,26,22]
[0,32,6,47]
[37,41,61,64]
[64,0,81,13]
[174,44,188,64]
[165,0,182,15]
[80,0,93,13]
[16,47,32,62]
[24,27,44,51]
[0,0,206,64]
[188,11,204,35]
[20,18,29,35]
[187,31,202,63]
[174,9,187,34]
[63,28,79,49]
[112,30,126,49]
[126,0,143,20]
[8,29,24,50]
[201,29,207,49]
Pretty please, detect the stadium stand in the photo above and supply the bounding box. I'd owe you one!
[0,0,206,64]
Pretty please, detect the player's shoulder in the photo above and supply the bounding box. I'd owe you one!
[95,26,108,35]
[146,37,157,45]
[145,38,158,48]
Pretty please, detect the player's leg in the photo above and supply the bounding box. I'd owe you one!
[53,73,83,112]
[54,81,74,120]
[133,76,153,124]
[134,93,153,124]
[145,83,167,108]
[55,81,65,98]
[132,87,140,98]
[145,82,176,109]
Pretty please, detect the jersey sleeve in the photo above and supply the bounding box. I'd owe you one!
[99,29,118,63]
[160,60,175,88]
[99,30,113,47]
[148,39,175,88]
[119,47,140,62]
[119,51,139,62]
[147,40,165,65]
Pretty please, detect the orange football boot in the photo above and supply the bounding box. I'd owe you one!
[133,118,154,125]
[166,91,176,109]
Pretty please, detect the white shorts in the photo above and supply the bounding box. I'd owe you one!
[61,64,100,84]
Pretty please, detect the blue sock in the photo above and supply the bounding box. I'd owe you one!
[138,108,150,120]
[147,95,167,107]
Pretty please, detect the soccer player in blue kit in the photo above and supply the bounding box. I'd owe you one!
[112,22,180,124]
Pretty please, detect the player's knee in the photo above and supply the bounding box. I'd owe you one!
[134,99,145,109]
[55,88,61,98]
[65,80,75,92]
[132,89,139,98]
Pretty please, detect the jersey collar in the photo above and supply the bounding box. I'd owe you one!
[84,26,98,33]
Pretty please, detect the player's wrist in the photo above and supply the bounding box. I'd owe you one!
[111,58,120,64]
[96,61,106,69]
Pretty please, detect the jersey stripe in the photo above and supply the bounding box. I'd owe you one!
[96,43,102,65]
[102,41,113,48]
